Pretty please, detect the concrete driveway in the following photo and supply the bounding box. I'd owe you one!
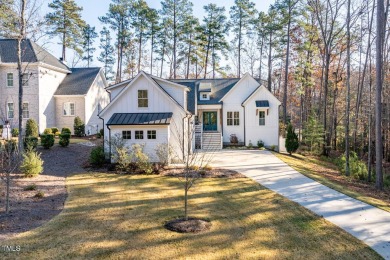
[210,150,390,259]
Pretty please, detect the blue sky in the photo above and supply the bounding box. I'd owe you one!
[39,0,276,67]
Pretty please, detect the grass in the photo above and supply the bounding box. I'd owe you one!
[274,152,390,213]
[1,173,380,259]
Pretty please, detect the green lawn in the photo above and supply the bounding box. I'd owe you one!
[1,173,380,259]
[274,152,390,213]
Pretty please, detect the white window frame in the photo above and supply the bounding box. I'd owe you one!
[259,111,265,126]
[227,111,239,126]
[22,102,29,119]
[63,102,75,116]
[138,90,148,108]
[7,73,13,87]
[7,102,14,119]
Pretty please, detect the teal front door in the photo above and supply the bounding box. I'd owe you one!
[203,112,217,131]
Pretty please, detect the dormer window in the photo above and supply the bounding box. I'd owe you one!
[200,92,210,100]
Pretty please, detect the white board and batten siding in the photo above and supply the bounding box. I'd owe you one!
[110,125,169,162]
[101,73,188,162]
[244,86,281,148]
[221,73,260,144]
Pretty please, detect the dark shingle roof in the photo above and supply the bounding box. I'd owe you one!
[55,68,101,95]
[107,113,173,125]
[255,100,270,107]
[0,39,69,71]
[171,78,241,108]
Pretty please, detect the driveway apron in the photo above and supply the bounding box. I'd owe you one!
[210,150,390,259]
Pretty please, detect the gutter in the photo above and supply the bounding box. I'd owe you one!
[241,104,246,146]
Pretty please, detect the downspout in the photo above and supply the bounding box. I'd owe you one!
[220,101,224,146]
[241,104,246,146]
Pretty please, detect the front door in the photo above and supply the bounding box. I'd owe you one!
[203,112,217,131]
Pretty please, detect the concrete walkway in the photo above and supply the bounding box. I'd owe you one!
[211,150,390,259]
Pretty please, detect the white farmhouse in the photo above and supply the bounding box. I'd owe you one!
[100,71,281,162]
[0,39,109,135]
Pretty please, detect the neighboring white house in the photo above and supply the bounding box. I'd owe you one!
[100,71,281,162]
[0,39,109,135]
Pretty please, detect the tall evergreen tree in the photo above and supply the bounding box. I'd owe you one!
[46,0,86,61]
[99,0,132,83]
[131,0,153,73]
[82,24,97,67]
[148,8,160,75]
[229,0,256,77]
[199,4,229,79]
[179,15,199,79]
[160,0,193,79]
[0,0,17,37]
[98,27,115,80]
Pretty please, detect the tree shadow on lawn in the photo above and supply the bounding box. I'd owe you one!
[1,173,381,260]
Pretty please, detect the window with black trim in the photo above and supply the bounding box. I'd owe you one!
[259,111,265,125]
[138,90,148,107]
[227,111,239,126]
[135,130,144,139]
[122,131,131,139]
[147,130,156,139]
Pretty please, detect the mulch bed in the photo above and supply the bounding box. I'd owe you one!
[160,167,245,178]
[164,217,212,233]
[0,142,96,241]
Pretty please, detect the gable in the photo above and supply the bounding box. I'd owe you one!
[99,72,187,117]
[242,85,281,108]
[219,73,260,103]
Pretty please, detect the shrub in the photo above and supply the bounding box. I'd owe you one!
[269,145,277,151]
[34,191,45,198]
[100,128,104,136]
[285,123,299,155]
[132,144,153,174]
[90,146,106,167]
[25,119,38,137]
[257,140,264,148]
[114,146,132,172]
[248,140,253,148]
[59,133,70,147]
[11,128,19,137]
[155,143,172,167]
[51,127,59,135]
[338,152,368,180]
[74,116,85,137]
[40,134,55,149]
[61,127,71,135]
[24,136,38,150]
[5,139,17,152]
[203,164,212,171]
[20,149,44,177]
[43,128,52,134]
[24,184,37,191]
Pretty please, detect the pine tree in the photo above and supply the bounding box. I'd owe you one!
[131,0,153,73]
[160,0,194,79]
[46,0,86,62]
[148,8,160,75]
[99,0,132,83]
[0,0,17,37]
[199,4,229,79]
[286,123,299,155]
[82,24,97,67]
[229,0,256,77]
[98,27,115,80]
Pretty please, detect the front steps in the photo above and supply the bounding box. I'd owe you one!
[202,132,222,150]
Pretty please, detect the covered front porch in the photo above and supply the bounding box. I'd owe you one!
[195,105,223,150]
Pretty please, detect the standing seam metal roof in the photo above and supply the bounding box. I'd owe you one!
[106,113,173,125]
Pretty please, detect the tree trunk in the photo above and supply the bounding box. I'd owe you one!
[345,0,351,176]
[375,0,384,189]
[237,12,242,78]
[173,1,177,79]
[283,5,292,124]
[267,31,272,92]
